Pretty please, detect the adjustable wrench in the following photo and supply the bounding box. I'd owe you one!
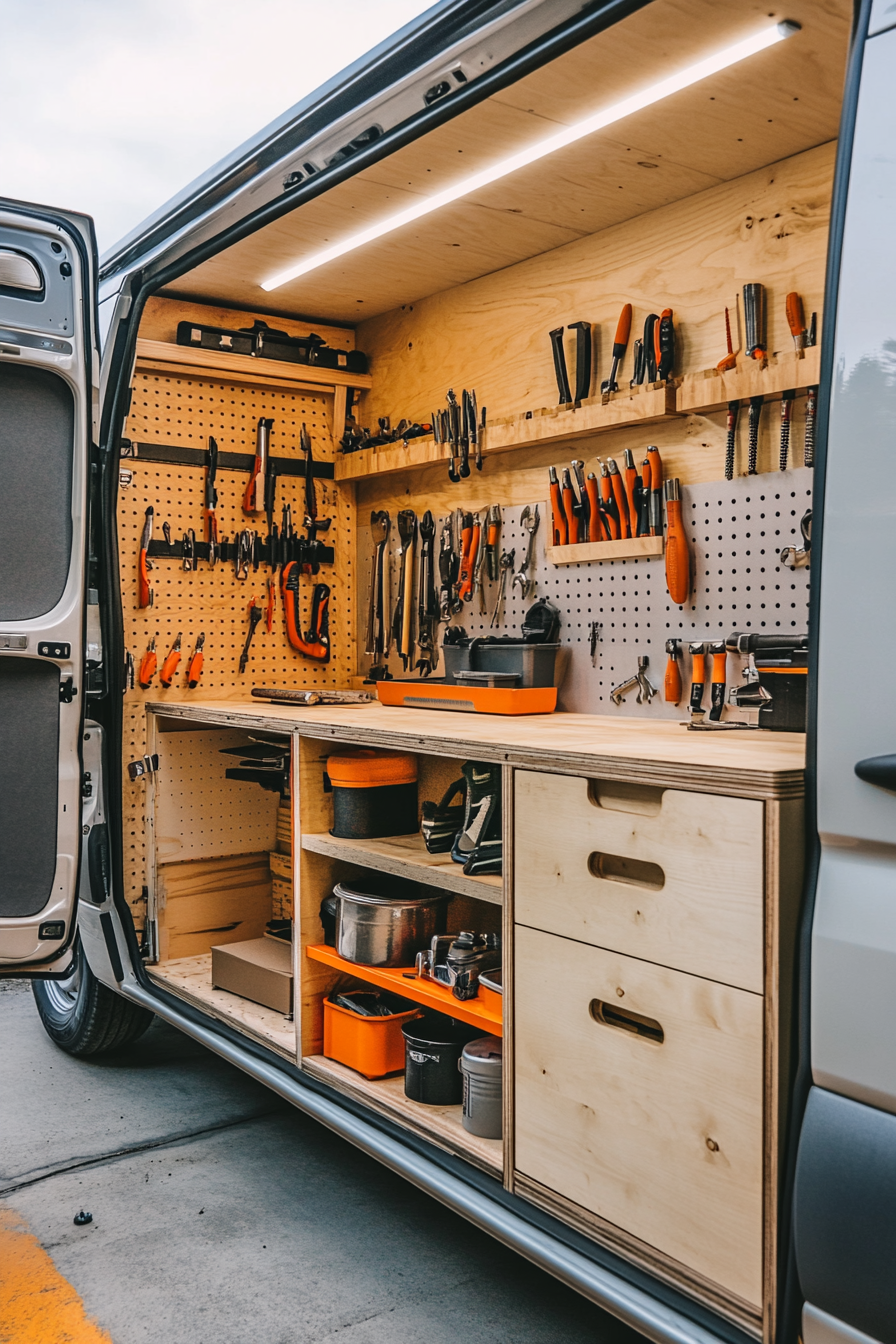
[513,506,539,599]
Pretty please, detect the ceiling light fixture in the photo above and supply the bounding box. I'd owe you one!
[261,20,798,292]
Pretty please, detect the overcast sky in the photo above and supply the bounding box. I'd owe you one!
[1,0,434,256]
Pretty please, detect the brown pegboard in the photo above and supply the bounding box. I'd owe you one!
[119,367,355,924]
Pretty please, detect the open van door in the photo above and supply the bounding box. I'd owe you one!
[0,201,98,972]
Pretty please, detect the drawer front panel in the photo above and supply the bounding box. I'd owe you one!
[514,925,763,1307]
[514,770,764,992]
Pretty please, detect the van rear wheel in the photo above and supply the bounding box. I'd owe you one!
[32,936,154,1056]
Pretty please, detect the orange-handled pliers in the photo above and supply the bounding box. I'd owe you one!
[187,634,205,689]
[549,466,568,546]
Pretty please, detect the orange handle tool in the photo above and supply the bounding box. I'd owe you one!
[459,518,480,601]
[623,450,639,535]
[709,641,727,721]
[647,446,663,536]
[561,469,579,544]
[664,639,682,705]
[138,506,153,608]
[549,467,568,546]
[607,459,630,539]
[786,291,806,357]
[601,303,633,401]
[597,463,619,539]
[717,305,737,371]
[688,642,706,718]
[457,512,474,597]
[663,478,691,605]
[187,633,205,689]
[138,638,157,690]
[585,474,602,542]
[160,633,182,688]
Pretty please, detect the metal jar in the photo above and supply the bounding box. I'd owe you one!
[332,878,448,967]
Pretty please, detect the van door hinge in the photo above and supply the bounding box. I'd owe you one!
[127,754,159,781]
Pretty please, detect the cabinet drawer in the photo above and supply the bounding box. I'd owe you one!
[514,925,763,1308]
[514,770,764,992]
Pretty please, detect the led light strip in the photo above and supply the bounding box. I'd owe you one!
[261,21,799,292]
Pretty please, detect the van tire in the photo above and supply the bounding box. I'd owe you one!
[32,937,154,1056]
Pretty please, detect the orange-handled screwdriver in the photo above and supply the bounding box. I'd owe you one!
[138,637,157,690]
[786,291,806,358]
[549,466,568,546]
[187,633,205,689]
[601,303,633,403]
[664,478,691,606]
[160,633,182,688]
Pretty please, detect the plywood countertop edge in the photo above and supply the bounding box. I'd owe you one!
[147,701,805,799]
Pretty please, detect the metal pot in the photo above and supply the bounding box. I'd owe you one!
[332,878,448,967]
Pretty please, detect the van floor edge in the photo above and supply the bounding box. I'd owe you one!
[148,954,296,1061]
[302,1054,503,1177]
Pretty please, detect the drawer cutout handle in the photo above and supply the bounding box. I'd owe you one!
[587,779,664,816]
[588,851,665,891]
[590,999,664,1044]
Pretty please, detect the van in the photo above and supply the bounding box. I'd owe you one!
[1,3,891,1342]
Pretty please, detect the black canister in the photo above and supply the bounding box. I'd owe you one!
[326,749,418,839]
[402,1012,484,1106]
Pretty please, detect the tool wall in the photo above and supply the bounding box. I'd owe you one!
[119,367,352,927]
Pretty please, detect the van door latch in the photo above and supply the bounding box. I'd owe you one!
[59,677,77,703]
[127,754,159,781]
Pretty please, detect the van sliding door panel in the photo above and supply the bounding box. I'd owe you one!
[0,364,74,620]
[0,660,59,917]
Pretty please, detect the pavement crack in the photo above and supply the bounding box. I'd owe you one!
[0,1109,277,1196]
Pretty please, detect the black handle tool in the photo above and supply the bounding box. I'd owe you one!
[549,327,572,404]
[569,320,592,402]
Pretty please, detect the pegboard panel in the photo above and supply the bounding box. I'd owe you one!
[119,365,355,922]
[154,729,280,863]
[356,468,812,720]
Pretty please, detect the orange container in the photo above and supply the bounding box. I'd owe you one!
[376,680,557,715]
[323,993,420,1079]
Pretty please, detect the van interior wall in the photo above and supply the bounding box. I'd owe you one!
[119,312,351,932]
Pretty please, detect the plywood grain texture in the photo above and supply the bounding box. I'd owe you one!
[514,924,764,1308]
[149,952,296,1060]
[514,770,765,992]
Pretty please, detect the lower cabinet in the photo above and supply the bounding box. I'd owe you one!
[514,924,764,1311]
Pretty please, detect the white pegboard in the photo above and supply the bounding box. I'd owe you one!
[359,469,812,718]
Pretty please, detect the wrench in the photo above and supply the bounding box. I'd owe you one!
[512,505,540,598]
[490,548,515,629]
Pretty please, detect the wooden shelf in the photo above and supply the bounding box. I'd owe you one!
[149,954,296,1062]
[303,1054,502,1177]
[135,338,373,394]
[334,382,678,482]
[676,346,820,415]
[301,831,502,905]
[305,944,502,1036]
[547,536,664,566]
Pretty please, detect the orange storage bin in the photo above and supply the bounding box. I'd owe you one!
[323,991,420,1079]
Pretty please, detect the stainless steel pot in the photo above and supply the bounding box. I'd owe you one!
[333,878,448,967]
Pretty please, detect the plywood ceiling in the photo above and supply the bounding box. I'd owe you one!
[168,0,851,326]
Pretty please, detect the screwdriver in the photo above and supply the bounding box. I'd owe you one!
[160,633,182,688]
[187,634,205,689]
[786,291,806,358]
[138,637,157,690]
[601,303,632,404]
[664,478,690,606]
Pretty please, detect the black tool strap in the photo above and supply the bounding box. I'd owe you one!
[147,539,334,565]
[119,439,335,479]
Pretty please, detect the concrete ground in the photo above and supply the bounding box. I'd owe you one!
[0,979,643,1344]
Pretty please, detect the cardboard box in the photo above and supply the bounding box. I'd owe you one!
[211,937,293,1014]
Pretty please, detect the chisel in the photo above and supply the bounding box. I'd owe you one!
[779,390,795,470]
[747,395,763,475]
[601,304,632,403]
[708,642,727,721]
[786,291,806,358]
[664,478,690,606]
[724,400,740,481]
[743,284,766,360]
[805,385,818,468]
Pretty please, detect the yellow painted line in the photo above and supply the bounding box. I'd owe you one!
[0,1207,113,1344]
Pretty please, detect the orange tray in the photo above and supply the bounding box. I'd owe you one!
[306,944,502,1036]
[375,679,556,716]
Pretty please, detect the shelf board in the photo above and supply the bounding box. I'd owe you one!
[676,346,820,414]
[301,831,502,905]
[303,1054,502,1177]
[148,954,296,1062]
[334,382,678,482]
[135,338,373,394]
[306,944,502,1036]
[547,535,664,566]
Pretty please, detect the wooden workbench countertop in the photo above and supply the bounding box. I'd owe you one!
[146,700,806,799]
